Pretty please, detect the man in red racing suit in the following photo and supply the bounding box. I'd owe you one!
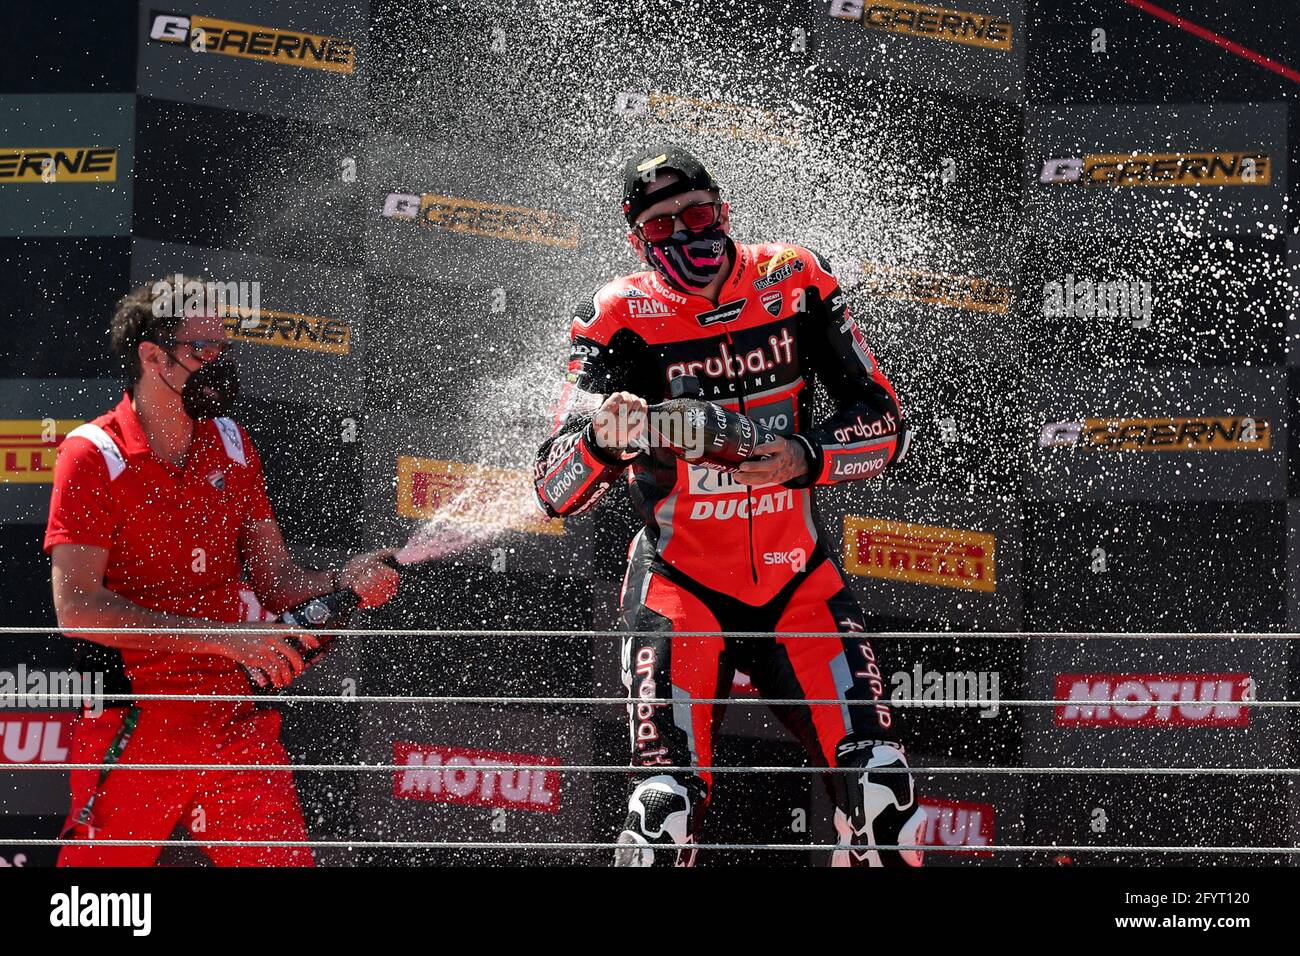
[534,146,924,866]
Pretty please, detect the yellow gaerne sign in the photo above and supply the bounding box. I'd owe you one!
[829,0,1013,51]
[148,12,355,73]
[1040,153,1271,187]
[222,310,351,355]
[396,457,563,535]
[1,420,82,484]
[1039,417,1271,452]
[843,516,996,592]
[860,262,1010,314]
[383,192,580,248]
[0,149,117,183]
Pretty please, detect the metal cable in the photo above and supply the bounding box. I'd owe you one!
[3,626,1297,639]
[3,762,1295,775]
[7,837,1298,854]
[0,692,1270,706]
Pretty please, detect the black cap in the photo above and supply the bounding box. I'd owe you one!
[621,146,720,225]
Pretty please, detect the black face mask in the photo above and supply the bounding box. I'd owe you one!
[162,355,241,420]
[648,227,731,291]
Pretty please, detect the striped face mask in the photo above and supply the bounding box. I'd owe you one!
[648,227,730,291]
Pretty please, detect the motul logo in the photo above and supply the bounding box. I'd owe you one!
[918,797,994,856]
[0,715,73,764]
[393,743,562,812]
[1054,673,1250,727]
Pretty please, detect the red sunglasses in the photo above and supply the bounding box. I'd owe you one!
[635,201,723,244]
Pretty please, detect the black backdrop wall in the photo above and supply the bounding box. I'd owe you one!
[1,0,1298,865]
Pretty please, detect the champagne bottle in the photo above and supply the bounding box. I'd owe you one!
[645,375,775,469]
[245,559,401,690]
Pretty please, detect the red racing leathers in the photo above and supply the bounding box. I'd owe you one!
[535,242,909,604]
[534,242,922,866]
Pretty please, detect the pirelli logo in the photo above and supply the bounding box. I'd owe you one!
[221,309,351,355]
[829,0,1013,51]
[1,420,81,484]
[396,457,563,535]
[860,261,1009,313]
[1039,153,1270,187]
[148,11,356,73]
[0,148,117,184]
[382,192,579,248]
[1039,417,1270,452]
[843,516,996,592]
[758,249,799,277]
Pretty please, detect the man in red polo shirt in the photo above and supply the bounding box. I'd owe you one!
[45,277,399,866]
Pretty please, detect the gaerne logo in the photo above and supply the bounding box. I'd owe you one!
[393,743,562,812]
[0,714,74,763]
[1054,673,1250,727]
[1039,152,1270,187]
[860,261,1009,314]
[918,797,994,857]
[829,0,1014,51]
[843,516,996,592]
[148,12,356,73]
[0,420,80,484]
[222,309,351,355]
[0,148,117,183]
[1039,417,1269,452]
[382,191,579,248]
[613,89,800,147]
[396,456,563,535]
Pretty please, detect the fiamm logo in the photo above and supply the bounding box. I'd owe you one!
[1039,152,1270,187]
[829,0,1013,51]
[860,261,1009,313]
[843,516,996,592]
[148,11,355,73]
[382,192,579,248]
[1,420,81,484]
[0,149,117,184]
[222,310,350,355]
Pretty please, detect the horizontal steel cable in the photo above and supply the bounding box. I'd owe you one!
[2,626,1297,639]
[0,693,1275,706]
[2,763,1294,775]
[5,837,1297,854]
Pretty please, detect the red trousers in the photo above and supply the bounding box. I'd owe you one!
[59,704,313,867]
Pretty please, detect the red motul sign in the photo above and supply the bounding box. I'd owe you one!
[1054,673,1250,727]
[0,714,74,764]
[392,743,562,812]
[918,796,994,857]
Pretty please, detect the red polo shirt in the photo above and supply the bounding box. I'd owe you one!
[44,393,275,698]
